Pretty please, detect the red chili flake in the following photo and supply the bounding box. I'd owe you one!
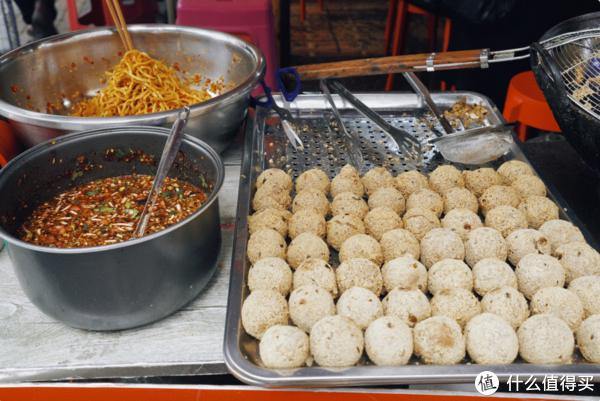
[10,84,19,94]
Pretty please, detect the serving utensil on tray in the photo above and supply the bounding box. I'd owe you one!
[133,106,190,238]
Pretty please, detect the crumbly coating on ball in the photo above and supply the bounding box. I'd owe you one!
[336,258,383,295]
[465,313,519,365]
[539,219,585,252]
[364,207,403,241]
[242,290,289,339]
[517,314,574,364]
[515,254,565,299]
[511,175,546,198]
[428,259,473,295]
[464,227,508,267]
[288,209,327,239]
[383,288,431,327]
[256,168,293,191]
[248,257,293,296]
[430,288,481,328]
[402,207,441,241]
[568,275,600,317]
[368,187,406,215]
[380,228,421,262]
[441,208,482,240]
[331,192,368,219]
[247,229,287,264]
[429,165,465,194]
[497,160,534,184]
[259,325,309,369]
[287,232,330,269]
[481,286,530,329]
[407,189,444,217]
[336,287,383,329]
[326,213,366,251]
[420,228,465,269]
[293,258,338,297]
[479,185,520,215]
[394,170,429,199]
[331,165,365,197]
[365,316,413,366]
[361,167,395,196]
[296,168,330,194]
[518,196,559,229]
[382,256,427,293]
[252,183,292,212]
[463,168,503,197]
[249,208,291,237]
[530,286,584,330]
[576,315,600,363]
[506,228,551,266]
[309,315,364,367]
[289,285,335,332]
[339,234,384,266]
[472,258,516,296]
[443,187,478,214]
[292,188,330,216]
[484,205,528,237]
[413,316,465,365]
[554,241,600,283]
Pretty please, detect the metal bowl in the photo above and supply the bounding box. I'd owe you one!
[0,25,265,152]
[0,126,224,331]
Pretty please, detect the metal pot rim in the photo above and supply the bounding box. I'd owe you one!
[0,24,265,129]
[0,126,225,254]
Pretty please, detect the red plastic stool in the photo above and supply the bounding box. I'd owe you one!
[503,71,561,142]
[384,0,451,91]
[176,0,277,89]
[66,0,157,31]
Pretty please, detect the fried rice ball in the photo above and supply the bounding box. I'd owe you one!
[336,258,383,295]
[511,175,546,198]
[530,286,584,330]
[365,316,413,366]
[381,256,428,293]
[472,258,517,296]
[576,315,600,363]
[296,168,330,194]
[441,208,482,240]
[331,192,368,219]
[497,160,534,184]
[420,228,465,269]
[465,313,519,365]
[288,209,327,239]
[517,314,574,364]
[330,164,365,197]
[292,188,330,216]
[248,257,293,296]
[428,259,473,295]
[368,187,406,215]
[361,167,395,196]
[248,208,291,237]
[430,288,481,328]
[380,228,421,261]
[402,207,441,240]
[484,205,528,237]
[241,290,289,339]
[247,229,287,264]
[339,234,384,266]
[479,185,520,215]
[413,316,465,365]
[383,288,431,327]
[539,219,586,252]
[515,254,565,299]
[481,286,530,329]
[568,275,600,317]
[464,227,508,267]
[428,165,465,194]
[289,284,335,332]
[252,183,292,211]
[287,232,330,269]
[463,167,503,197]
[326,213,366,251]
[336,286,383,329]
[554,241,600,283]
[256,168,293,191]
[506,228,552,266]
[518,196,559,229]
[259,325,309,368]
[443,187,478,214]
[310,315,364,367]
[394,170,429,199]
[364,207,402,241]
[407,188,444,217]
[293,258,338,297]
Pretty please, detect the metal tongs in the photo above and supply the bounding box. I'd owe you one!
[133,107,190,238]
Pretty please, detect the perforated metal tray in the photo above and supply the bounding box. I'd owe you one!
[224,92,600,387]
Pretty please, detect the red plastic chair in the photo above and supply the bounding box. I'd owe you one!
[503,71,561,142]
[66,0,157,31]
[384,0,451,91]
[300,0,325,22]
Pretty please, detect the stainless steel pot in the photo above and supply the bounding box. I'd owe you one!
[0,25,265,152]
[0,127,224,331]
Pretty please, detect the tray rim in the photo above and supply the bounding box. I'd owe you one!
[223,91,600,388]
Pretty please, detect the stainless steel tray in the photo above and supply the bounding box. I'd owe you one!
[224,92,600,387]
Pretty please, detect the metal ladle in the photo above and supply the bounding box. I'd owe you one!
[133,106,191,238]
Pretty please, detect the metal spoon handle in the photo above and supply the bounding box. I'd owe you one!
[133,106,191,238]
